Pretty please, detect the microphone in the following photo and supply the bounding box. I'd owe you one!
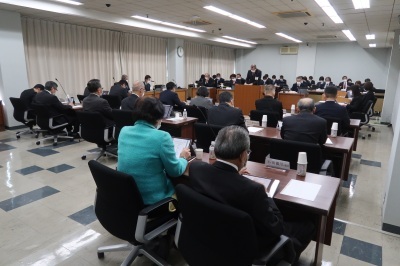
[55,78,70,102]
[193,105,216,138]
[113,77,115,83]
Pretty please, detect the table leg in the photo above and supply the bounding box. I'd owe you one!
[353,127,359,151]
[180,123,195,140]
[313,215,327,266]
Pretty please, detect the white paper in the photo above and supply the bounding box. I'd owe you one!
[247,127,263,133]
[166,117,184,121]
[172,138,191,158]
[72,105,82,109]
[280,179,321,201]
[325,138,333,145]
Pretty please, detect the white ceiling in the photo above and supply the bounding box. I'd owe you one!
[0,0,399,48]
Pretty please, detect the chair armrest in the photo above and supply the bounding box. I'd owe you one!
[103,125,115,142]
[253,235,296,266]
[320,159,333,176]
[140,197,178,216]
[49,114,69,129]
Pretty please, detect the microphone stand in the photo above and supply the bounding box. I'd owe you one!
[55,78,71,103]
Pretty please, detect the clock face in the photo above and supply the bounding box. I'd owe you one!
[177,46,184,57]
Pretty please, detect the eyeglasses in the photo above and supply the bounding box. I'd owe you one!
[247,150,252,156]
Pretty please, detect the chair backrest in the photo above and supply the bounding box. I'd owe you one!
[185,105,208,123]
[249,110,279,128]
[175,185,257,266]
[101,95,121,109]
[111,109,135,140]
[31,103,67,130]
[323,116,343,136]
[194,123,224,152]
[77,94,85,103]
[369,97,377,117]
[9,97,31,123]
[88,160,143,243]
[269,138,323,174]
[76,111,110,145]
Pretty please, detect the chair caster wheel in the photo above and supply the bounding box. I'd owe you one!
[35,134,39,138]
[362,136,365,140]
[97,252,104,259]
[372,127,375,131]
[16,135,20,139]
[82,155,86,160]
[53,142,58,146]
[368,134,371,138]
[36,141,40,145]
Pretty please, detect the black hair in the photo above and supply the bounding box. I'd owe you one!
[44,81,57,91]
[118,80,128,87]
[132,97,164,125]
[219,91,233,103]
[324,86,337,98]
[350,85,361,97]
[319,76,324,81]
[87,79,101,93]
[196,86,209,97]
[166,81,176,90]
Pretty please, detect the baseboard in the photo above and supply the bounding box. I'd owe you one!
[382,223,400,235]
[5,125,26,130]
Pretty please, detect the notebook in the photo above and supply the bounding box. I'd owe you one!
[172,137,196,161]
[243,175,280,198]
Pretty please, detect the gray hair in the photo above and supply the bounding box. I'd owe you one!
[214,126,250,160]
[297,98,315,112]
[264,85,275,95]
[131,80,144,92]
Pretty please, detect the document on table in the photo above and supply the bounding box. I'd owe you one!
[325,138,333,145]
[172,138,191,158]
[166,117,184,121]
[72,105,82,109]
[243,175,280,197]
[280,179,321,201]
[247,127,263,133]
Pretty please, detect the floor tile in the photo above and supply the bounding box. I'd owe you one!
[352,153,362,159]
[51,140,79,149]
[360,159,381,167]
[68,205,97,225]
[0,143,16,152]
[27,147,59,157]
[46,164,75,173]
[342,174,357,188]
[333,219,347,235]
[0,186,59,211]
[340,236,382,266]
[15,165,44,175]
[0,137,18,143]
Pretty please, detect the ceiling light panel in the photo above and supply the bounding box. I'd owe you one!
[132,15,206,32]
[53,0,82,5]
[342,30,356,41]
[275,33,302,43]
[366,34,375,40]
[369,43,376,47]
[352,0,370,9]
[222,36,257,44]
[314,0,343,24]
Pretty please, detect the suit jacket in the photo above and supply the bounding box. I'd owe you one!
[246,69,262,84]
[33,90,73,117]
[255,96,283,120]
[277,79,287,87]
[189,160,284,248]
[121,94,139,111]
[144,82,151,91]
[20,88,37,108]
[215,78,225,85]
[320,82,335,89]
[82,94,114,126]
[235,78,246,85]
[159,89,186,109]
[208,103,247,129]
[339,81,353,89]
[316,81,324,89]
[346,96,363,113]
[361,91,375,108]
[109,84,128,100]
[262,78,273,85]
[189,96,213,109]
[281,112,327,145]
[290,82,308,92]
[204,78,216,87]
[315,100,350,130]
[83,87,90,97]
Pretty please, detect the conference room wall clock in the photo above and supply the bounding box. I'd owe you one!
[177,46,184,57]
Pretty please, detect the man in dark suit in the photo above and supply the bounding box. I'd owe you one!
[255,85,283,120]
[33,81,80,136]
[246,64,262,85]
[82,79,114,127]
[110,80,129,101]
[121,80,145,111]
[203,73,216,87]
[316,76,325,89]
[20,84,44,108]
[262,74,272,85]
[159,81,186,109]
[361,81,376,107]
[290,76,308,92]
[315,86,350,133]
[235,73,246,84]
[208,91,246,130]
[277,75,287,87]
[121,74,130,91]
[215,73,225,87]
[321,77,335,89]
[338,75,350,90]
[189,126,315,262]
[143,75,151,91]
[281,98,327,145]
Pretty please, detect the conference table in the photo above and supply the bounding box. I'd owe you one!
[249,127,354,181]
[160,117,198,140]
[200,153,340,266]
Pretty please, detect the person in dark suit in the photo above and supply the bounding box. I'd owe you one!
[346,85,364,114]
[309,76,315,86]
[208,91,246,130]
[245,64,262,85]
[235,73,246,84]
[262,74,273,85]
[143,75,151,91]
[271,75,279,87]
[121,74,130,91]
[316,76,325,89]
[339,75,350,90]
[189,126,315,261]
[33,81,80,136]
[321,77,335,89]
[361,81,376,108]
[82,79,114,127]
[215,73,225,87]
[281,98,327,145]
[159,81,186,109]
[20,84,44,108]
[110,80,129,101]
[121,80,145,111]
[203,73,216,87]
[255,85,283,120]
[291,76,308,92]
[315,86,350,133]
[277,75,287,87]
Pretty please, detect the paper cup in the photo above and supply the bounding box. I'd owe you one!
[195,148,203,159]
[297,152,307,164]
[277,121,283,130]
[262,115,268,121]
[175,112,180,118]
[331,122,338,130]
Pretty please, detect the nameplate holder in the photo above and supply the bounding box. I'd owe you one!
[245,120,260,127]
[265,155,290,171]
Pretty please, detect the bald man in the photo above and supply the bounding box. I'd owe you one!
[121,81,145,110]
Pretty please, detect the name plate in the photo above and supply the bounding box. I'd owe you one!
[245,120,260,127]
[265,155,290,170]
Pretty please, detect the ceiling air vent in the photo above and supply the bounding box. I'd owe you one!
[183,19,212,26]
[280,46,298,55]
[275,11,311,19]
[317,35,338,39]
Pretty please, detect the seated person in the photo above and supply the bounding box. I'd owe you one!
[109,80,129,101]
[281,98,327,145]
[346,85,363,114]
[315,86,350,133]
[224,73,236,87]
[291,76,308,92]
[354,80,364,92]
[322,77,335,88]
[316,76,325,89]
[215,73,224,87]
[309,76,315,86]
[33,81,80,136]
[117,97,190,206]
[236,73,246,84]
[82,79,114,127]
[203,73,216,87]
[83,87,90,97]
[271,75,279,87]
[121,81,145,111]
[208,92,246,130]
[189,126,315,262]
[20,84,44,108]
[362,81,376,107]
[339,76,350,90]
[159,81,186,109]
[277,75,287,87]
[143,75,151,91]
[189,86,213,109]
[262,74,272,85]
[255,85,283,120]
[121,74,130,90]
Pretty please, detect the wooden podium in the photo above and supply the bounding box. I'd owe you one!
[228,84,264,115]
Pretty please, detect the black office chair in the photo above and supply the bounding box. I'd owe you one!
[185,105,208,123]
[269,138,333,176]
[101,95,121,109]
[76,111,116,160]
[9,97,41,139]
[194,123,224,152]
[174,185,296,266]
[88,160,178,266]
[249,110,280,128]
[350,99,375,139]
[31,103,74,146]
[77,94,85,103]
[111,109,135,141]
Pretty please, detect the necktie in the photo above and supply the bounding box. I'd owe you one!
[344,81,347,89]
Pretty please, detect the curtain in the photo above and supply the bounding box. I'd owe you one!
[184,41,235,86]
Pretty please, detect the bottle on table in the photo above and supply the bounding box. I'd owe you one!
[183,109,187,119]
[209,141,216,160]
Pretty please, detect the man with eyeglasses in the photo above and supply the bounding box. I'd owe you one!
[188,125,315,263]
